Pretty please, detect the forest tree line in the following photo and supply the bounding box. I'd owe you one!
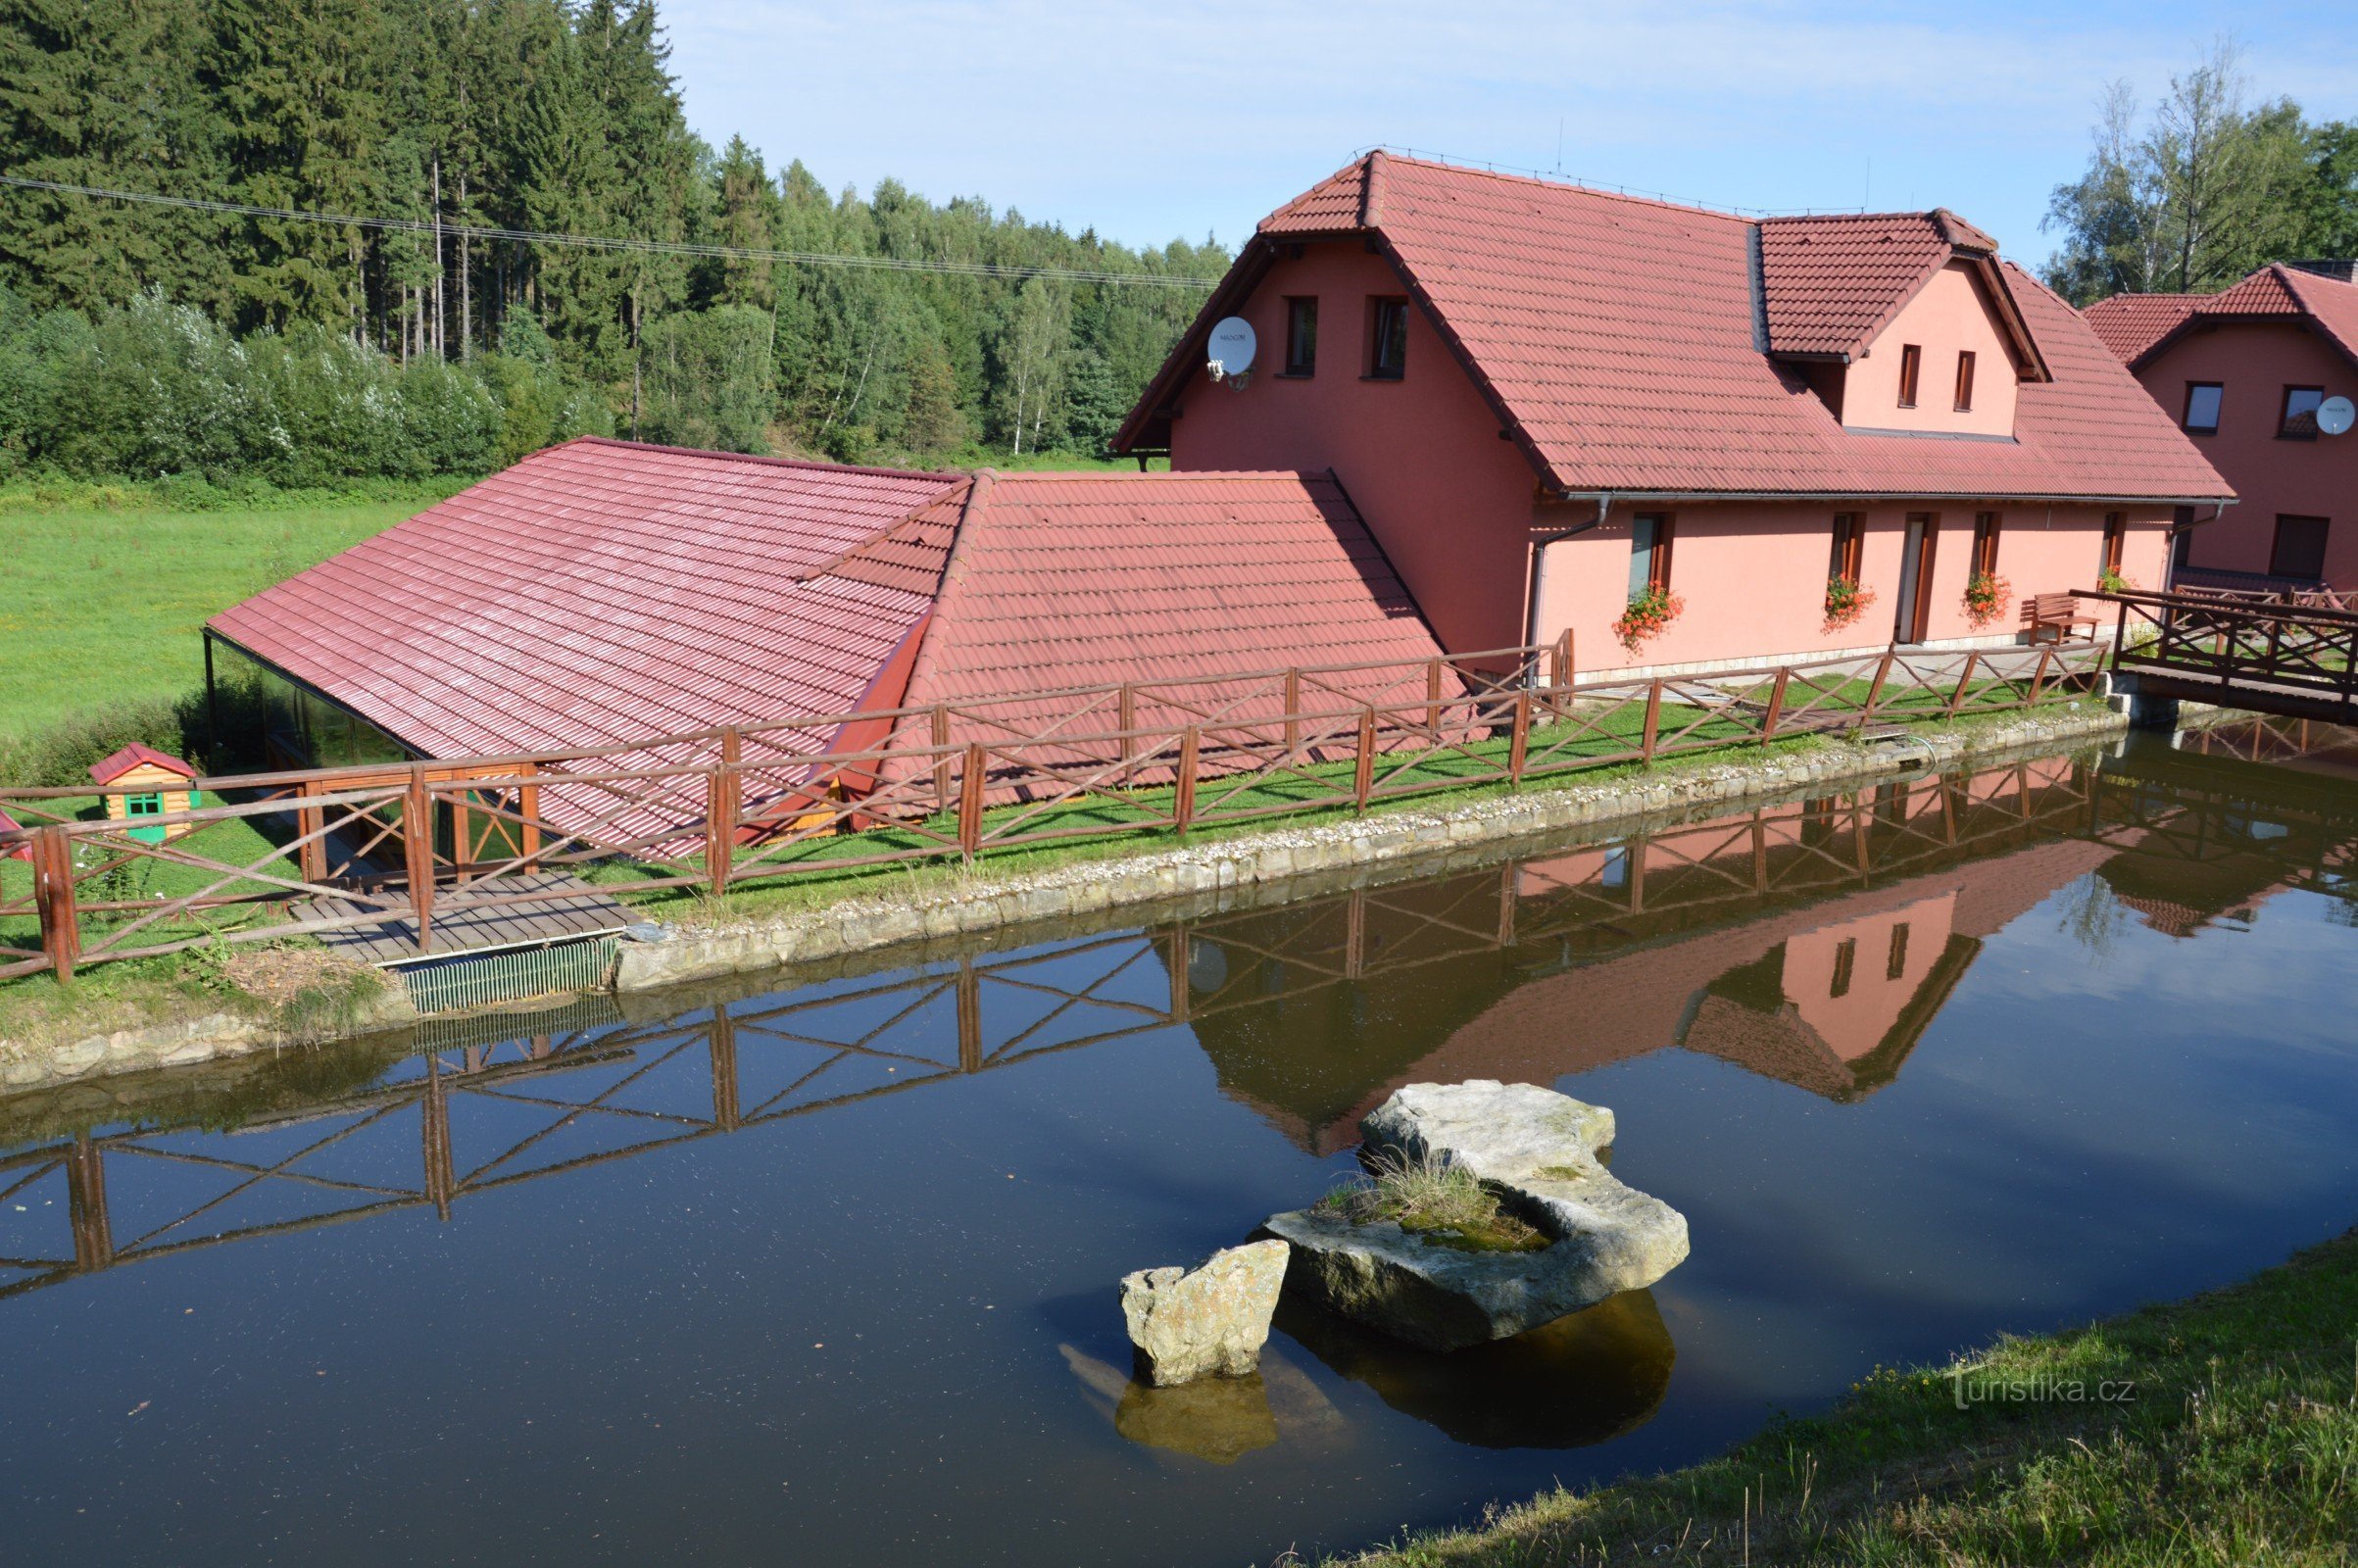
[0,0,1226,482]
[2042,41,2358,304]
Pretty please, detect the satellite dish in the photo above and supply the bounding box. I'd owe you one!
[1205,316,1256,382]
[2319,395,2355,436]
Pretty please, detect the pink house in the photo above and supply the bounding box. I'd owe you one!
[1116,153,2232,674]
[2084,263,2358,590]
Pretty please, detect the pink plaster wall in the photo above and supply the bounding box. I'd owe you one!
[1533,501,2168,670]
[1164,241,1539,654]
[1842,264,2020,437]
[2131,320,2358,586]
[1785,892,1959,1061]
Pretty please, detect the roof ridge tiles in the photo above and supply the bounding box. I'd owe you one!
[560,433,965,487]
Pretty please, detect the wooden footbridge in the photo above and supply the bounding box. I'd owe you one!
[2099,589,2358,725]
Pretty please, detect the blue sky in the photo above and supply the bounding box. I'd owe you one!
[660,1,2358,270]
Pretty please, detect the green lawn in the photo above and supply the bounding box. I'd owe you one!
[1347,1227,2358,1566]
[1,790,298,958]
[0,496,438,739]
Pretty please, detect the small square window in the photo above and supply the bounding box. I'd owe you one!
[2183,382,2223,433]
[1368,298,1408,379]
[1896,343,1922,408]
[1831,937,1857,999]
[1887,922,1911,980]
[2271,514,2330,580]
[1953,351,1976,413]
[1283,297,1317,376]
[2282,386,2326,439]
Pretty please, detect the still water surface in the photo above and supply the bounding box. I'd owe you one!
[4,724,2357,1565]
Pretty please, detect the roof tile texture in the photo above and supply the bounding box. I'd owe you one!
[1758,213,1955,357]
[903,469,1443,719]
[2084,264,2358,370]
[1244,154,2228,499]
[209,438,962,760]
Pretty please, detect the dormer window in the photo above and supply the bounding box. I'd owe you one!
[1368,298,1408,379]
[1953,351,1976,413]
[1896,344,1922,409]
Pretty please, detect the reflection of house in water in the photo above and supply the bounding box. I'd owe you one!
[1176,757,2122,1152]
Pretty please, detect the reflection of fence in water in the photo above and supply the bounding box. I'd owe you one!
[0,759,2122,1304]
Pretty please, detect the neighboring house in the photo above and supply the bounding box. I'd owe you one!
[1115,152,2231,674]
[2084,262,2358,591]
[204,438,1445,837]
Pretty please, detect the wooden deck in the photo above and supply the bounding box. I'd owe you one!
[2103,589,2358,725]
[303,871,635,966]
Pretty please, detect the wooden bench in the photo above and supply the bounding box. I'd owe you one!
[2023,591,2098,644]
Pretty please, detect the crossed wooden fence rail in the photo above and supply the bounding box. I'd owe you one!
[0,635,2108,983]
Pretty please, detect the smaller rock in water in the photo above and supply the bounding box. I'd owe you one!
[1120,1240,1290,1387]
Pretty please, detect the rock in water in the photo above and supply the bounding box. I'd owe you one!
[1120,1239,1290,1386]
[1261,1080,1689,1352]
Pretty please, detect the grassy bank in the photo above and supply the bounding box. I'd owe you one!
[1343,1230,2358,1567]
[0,486,459,739]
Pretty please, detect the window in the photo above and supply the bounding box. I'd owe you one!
[1368,297,1408,379]
[2282,386,2326,439]
[1897,343,1922,408]
[1887,922,1911,981]
[126,792,162,818]
[1831,937,1857,999]
[1283,297,1317,376]
[1829,513,1864,581]
[2271,515,2331,580]
[2100,513,2126,577]
[1953,351,1977,413]
[1971,512,2001,577]
[2183,382,2223,433]
[1629,514,1674,597]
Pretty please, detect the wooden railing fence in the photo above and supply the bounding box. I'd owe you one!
[0,636,2108,983]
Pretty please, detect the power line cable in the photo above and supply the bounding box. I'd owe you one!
[0,172,1221,290]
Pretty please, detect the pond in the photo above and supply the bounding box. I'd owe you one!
[3,720,2356,1566]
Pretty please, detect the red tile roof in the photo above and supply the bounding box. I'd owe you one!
[2084,264,2358,372]
[901,468,1443,719]
[89,742,196,784]
[1757,212,1969,358]
[209,438,964,761]
[1150,152,2229,501]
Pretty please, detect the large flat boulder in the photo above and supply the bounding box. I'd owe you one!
[1262,1080,1688,1352]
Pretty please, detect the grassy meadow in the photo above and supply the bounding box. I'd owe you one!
[0,493,441,740]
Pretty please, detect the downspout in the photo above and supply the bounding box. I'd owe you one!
[1524,494,1610,683]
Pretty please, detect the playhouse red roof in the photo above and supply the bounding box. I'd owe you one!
[1140,152,2228,501]
[2086,264,2358,374]
[208,438,963,760]
[88,742,196,784]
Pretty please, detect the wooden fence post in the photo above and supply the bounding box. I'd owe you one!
[1283,669,1301,757]
[1353,708,1376,810]
[34,826,79,982]
[2027,646,2054,706]
[1116,685,1137,780]
[931,705,953,814]
[1173,725,1200,834]
[1944,652,1981,716]
[707,727,740,897]
[404,765,435,955]
[958,743,987,860]
[1550,629,1573,718]
[1641,678,1663,762]
[1860,650,1895,727]
[1763,664,1792,745]
[517,761,542,871]
[1426,658,1444,734]
[297,779,326,884]
[1508,690,1531,785]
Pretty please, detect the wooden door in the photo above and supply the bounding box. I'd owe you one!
[1895,514,1940,644]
